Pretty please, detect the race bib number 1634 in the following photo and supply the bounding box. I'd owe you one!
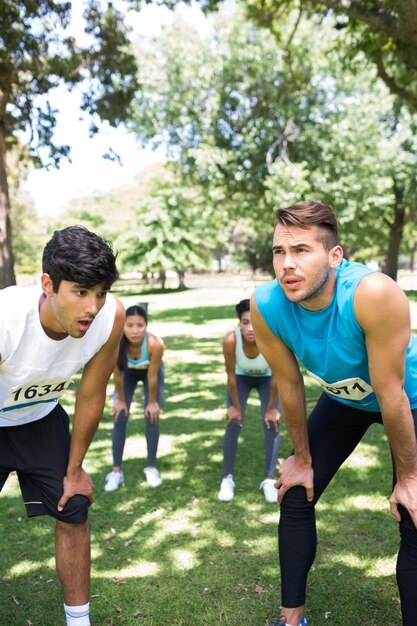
[1,378,73,413]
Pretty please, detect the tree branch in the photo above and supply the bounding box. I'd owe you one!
[373,54,417,112]
[305,0,417,46]
[307,0,398,39]
[392,0,417,45]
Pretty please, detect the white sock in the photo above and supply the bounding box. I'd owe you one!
[64,602,90,626]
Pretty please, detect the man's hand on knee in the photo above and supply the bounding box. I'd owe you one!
[58,467,94,512]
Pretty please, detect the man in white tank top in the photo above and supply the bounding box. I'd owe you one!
[0,226,125,626]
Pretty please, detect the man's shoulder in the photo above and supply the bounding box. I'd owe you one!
[0,285,39,317]
[0,284,38,298]
[82,293,122,362]
[254,278,281,303]
[337,259,373,282]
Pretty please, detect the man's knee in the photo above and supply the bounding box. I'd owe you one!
[56,518,89,534]
[55,495,89,524]
[280,485,316,517]
[399,507,417,555]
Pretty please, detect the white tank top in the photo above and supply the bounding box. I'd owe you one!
[0,285,116,426]
[234,328,271,377]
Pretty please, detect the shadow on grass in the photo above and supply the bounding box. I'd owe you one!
[0,323,402,625]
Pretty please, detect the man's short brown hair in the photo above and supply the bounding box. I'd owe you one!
[275,201,339,251]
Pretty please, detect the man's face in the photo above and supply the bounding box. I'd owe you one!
[50,280,108,338]
[272,223,342,310]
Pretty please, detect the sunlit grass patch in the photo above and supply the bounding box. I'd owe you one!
[169,548,199,571]
[96,560,161,579]
[330,552,395,578]
[344,442,386,469]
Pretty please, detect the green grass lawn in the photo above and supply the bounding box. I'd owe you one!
[0,297,404,625]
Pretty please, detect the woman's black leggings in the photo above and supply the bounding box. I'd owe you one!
[223,374,280,478]
[279,393,417,625]
[112,365,164,467]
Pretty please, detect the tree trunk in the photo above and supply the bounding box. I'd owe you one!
[0,121,16,288]
[177,268,187,290]
[216,254,223,273]
[159,268,166,290]
[381,182,406,281]
[410,241,416,271]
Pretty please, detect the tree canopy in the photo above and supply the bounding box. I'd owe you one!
[0,0,139,287]
[130,5,417,279]
[5,1,417,283]
[160,0,417,112]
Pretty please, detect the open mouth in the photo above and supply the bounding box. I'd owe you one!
[78,319,93,331]
[281,273,303,288]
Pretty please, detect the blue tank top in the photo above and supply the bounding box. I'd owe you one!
[126,333,150,370]
[254,259,417,412]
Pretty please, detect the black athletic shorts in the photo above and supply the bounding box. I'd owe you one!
[0,404,89,524]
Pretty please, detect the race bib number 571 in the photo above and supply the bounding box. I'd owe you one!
[1,378,73,413]
[306,370,374,401]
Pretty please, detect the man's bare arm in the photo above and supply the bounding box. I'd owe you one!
[356,273,417,526]
[251,294,314,501]
[58,298,125,510]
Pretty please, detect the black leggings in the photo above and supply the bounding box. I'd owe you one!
[112,365,164,467]
[223,374,280,477]
[279,393,417,625]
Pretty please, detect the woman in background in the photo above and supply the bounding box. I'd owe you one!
[218,299,280,503]
[104,304,164,492]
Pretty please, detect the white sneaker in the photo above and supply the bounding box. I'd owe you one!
[218,474,235,501]
[144,466,162,487]
[104,471,124,492]
[260,478,278,503]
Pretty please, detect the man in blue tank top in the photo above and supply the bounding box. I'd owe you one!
[251,201,417,626]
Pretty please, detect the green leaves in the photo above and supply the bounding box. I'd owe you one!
[0,0,139,166]
[129,3,417,278]
[122,167,212,278]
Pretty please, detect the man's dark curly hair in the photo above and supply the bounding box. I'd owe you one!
[42,225,119,292]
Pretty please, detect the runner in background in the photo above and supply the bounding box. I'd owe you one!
[104,304,165,492]
[218,298,281,503]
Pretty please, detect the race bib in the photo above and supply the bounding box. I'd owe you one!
[1,378,73,414]
[306,370,374,401]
